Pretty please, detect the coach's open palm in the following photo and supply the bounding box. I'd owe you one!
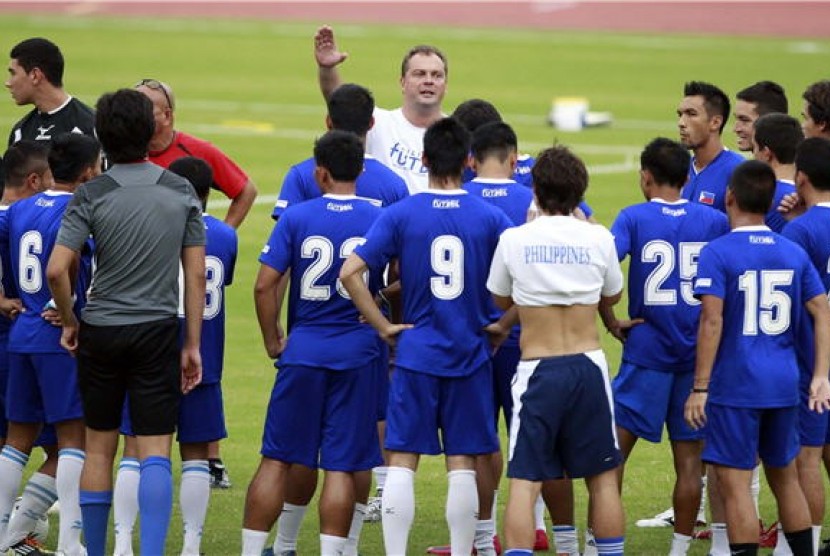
[314,25,348,68]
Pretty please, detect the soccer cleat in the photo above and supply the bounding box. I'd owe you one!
[208,459,231,489]
[493,535,502,555]
[6,535,54,556]
[818,537,830,556]
[533,529,549,551]
[759,520,778,549]
[364,496,382,523]
[635,507,674,528]
[692,528,711,540]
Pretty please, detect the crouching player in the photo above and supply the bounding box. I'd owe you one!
[685,160,830,556]
[242,130,384,555]
[487,146,626,556]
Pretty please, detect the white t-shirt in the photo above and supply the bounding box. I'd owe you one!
[366,107,428,194]
[487,215,623,306]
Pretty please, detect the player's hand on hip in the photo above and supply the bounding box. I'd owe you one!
[608,318,645,343]
[684,392,707,430]
[180,346,203,394]
[0,297,23,320]
[483,321,510,354]
[380,323,413,348]
[314,25,348,68]
[809,377,830,413]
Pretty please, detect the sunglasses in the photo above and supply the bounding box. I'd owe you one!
[135,78,174,111]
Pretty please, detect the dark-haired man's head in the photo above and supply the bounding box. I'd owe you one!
[6,38,64,106]
[531,146,588,215]
[452,99,502,133]
[313,130,365,193]
[48,133,101,186]
[169,156,214,208]
[95,89,155,164]
[734,80,788,151]
[3,140,52,196]
[327,83,375,138]
[727,160,776,215]
[471,121,517,165]
[795,137,830,194]
[639,137,691,197]
[422,118,470,183]
[752,113,803,166]
[678,81,730,150]
[802,80,830,139]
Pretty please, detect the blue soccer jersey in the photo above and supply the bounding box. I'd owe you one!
[4,191,91,353]
[271,155,409,220]
[765,179,796,233]
[0,207,15,341]
[694,226,825,408]
[355,190,513,377]
[681,149,745,212]
[611,199,729,372]
[260,195,384,369]
[179,214,237,385]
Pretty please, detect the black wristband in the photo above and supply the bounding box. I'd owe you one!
[691,387,708,394]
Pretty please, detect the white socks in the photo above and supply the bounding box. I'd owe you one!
[180,460,211,556]
[343,502,366,556]
[241,528,268,556]
[56,449,85,556]
[669,532,692,556]
[534,494,546,531]
[710,523,730,556]
[113,457,140,556]
[275,502,308,553]
[381,466,415,556]
[4,472,56,547]
[0,445,28,549]
[553,525,578,556]
[446,469,478,556]
[320,533,347,555]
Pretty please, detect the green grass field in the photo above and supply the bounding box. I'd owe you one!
[1,11,830,555]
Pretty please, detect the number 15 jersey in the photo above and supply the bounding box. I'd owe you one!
[355,190,512,378]
[610,199,729,372]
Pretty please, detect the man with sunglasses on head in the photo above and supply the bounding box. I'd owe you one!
[135,79,258,230]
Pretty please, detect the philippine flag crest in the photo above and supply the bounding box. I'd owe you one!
[698,191,715,206]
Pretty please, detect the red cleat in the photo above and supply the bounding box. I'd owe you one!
[692,528,711,540]
[425,546,452,555]
[534,528,550,551]
[493,535,502,555]
[759,521,778,549]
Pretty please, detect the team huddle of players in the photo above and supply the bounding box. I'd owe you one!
[2,26,830,556]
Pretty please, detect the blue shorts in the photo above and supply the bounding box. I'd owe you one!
[385,363,499,456]
[799,385,828,447]
[6,352,83,424]
[508,351,621,481]
[374,352,389,422]
[613,363,702,443]
[261,364,382,472]
[0,346,8,437]
[703,403,799,469]
[493,344,521,433]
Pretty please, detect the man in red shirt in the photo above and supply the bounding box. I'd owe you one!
[135,79,258,229]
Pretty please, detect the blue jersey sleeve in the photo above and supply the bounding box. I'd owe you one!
[579,201,594,218]
[694,244,725,300]
[354,209,398,270]
[259,215,294,273]
[801,255,826,302]
[272,163,316,220]
[609,209,631,261]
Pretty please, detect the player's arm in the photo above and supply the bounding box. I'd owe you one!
[46,244,81,354]
[599,295,643,343]
[224,178,258,229]
[314,25,347,100]
[254,263,287,359]
[181,245,206,393]
[484,304,518,354]
[340,252,412,346]
[685,294,723,429]
[805,293,830,412]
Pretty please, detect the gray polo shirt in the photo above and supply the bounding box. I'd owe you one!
[56,162,205,326]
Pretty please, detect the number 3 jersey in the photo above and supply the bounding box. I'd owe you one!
[355,190,512,378]
[1,190,92,353]
[260,194,384,370]
[694,226,825,408]
[611,199,729,372]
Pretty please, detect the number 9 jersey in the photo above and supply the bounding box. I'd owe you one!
[611,199,729,373]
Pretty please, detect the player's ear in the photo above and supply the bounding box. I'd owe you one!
[325,115,334,131]
[367,116,375,132]
[314,165,330,192]
[421,153,430,171]
[710,114,723,134]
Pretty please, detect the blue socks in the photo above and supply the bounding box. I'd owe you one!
[138,456,173,555]
[79,490,112,556]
